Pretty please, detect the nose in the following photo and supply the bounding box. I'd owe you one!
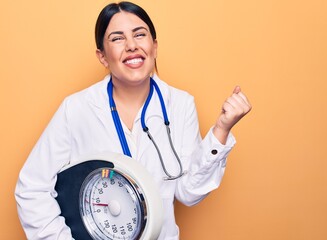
[125,37,137,52]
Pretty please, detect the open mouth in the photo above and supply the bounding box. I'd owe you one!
[124,57,144,65]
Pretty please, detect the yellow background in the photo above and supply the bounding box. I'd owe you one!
[1,0,326,239]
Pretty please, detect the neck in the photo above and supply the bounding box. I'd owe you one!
[111,77,151,130]
[112,78,150,107]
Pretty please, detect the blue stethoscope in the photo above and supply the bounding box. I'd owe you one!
[107,77,185,180]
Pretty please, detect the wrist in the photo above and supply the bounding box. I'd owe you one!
[213,125,230,145]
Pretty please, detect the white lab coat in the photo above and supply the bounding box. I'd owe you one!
[15,74,236,240]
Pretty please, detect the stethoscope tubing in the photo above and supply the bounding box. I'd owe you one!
[107,77,185,180]
[108,81,132,157]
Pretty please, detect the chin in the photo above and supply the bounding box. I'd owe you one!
[111,68,153,86]
[127,73,152,84]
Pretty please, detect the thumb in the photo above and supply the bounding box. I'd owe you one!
[233,86,241,94]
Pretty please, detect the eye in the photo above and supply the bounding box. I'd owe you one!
[134,32,147,39]
[110,36,125,42]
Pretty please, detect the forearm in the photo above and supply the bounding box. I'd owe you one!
[175,128,236,206]
[15,168,73,239]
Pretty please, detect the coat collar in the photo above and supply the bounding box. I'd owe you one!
[85,74,171,124]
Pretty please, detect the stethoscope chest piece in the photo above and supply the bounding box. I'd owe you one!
[55,152,163,240]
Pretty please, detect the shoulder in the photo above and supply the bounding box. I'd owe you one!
[152,74,194,105]
[152,75,198,129]
[62,75,109,108]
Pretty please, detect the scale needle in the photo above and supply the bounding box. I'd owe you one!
[93,203,108,206]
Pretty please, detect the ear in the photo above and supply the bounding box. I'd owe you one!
[96,49,109,68]
[153,39,158,59]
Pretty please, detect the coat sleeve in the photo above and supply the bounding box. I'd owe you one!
[174,96,236,206]
[15,99,73,239]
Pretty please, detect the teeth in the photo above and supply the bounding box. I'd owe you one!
[125,58,143,64]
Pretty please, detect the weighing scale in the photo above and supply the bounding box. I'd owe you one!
[55,152,163,240]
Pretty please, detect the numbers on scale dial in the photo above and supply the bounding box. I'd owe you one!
[80,168,144,240]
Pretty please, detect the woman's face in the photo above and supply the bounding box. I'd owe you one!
[96,11,157,86]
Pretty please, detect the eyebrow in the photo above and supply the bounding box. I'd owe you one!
[108,26,148,39]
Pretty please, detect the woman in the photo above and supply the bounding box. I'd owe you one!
[15,1,251,239]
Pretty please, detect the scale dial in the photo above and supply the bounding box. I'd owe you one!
[80,168,146,240]
[55,152,163,240]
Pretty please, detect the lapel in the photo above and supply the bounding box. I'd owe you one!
[85,75,122,152]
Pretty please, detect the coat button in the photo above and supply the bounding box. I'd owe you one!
[211,149,218,155]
